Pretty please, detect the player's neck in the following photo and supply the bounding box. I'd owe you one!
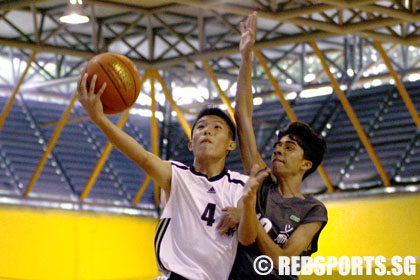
[193,157,226,179]
[276,175,304,199]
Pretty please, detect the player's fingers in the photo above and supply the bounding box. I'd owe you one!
[254,168,269,185]
[80,73,88,99]
[219,221,233,234]
[89,74,97,97]
[222,207,233,212]
[220,221,235,233]
[240,21,245,34]
[96,82,107,100]
[249,164,260,177]
[216,215,228,229]
[76,77,81,99]
[252,12,257,31]
[247,13,252,31]
[251,12,257,40]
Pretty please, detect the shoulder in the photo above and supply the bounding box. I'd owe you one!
[170,160,189,170]
[258,174,276,195]
[225,169,249,187]
[305,195,327,211]
[301,195,328,223]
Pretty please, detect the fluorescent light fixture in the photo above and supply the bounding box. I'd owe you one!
[136,92,152,106]
[130,108,164,121]
[60,0,89,24]
[172,84,208,105]
[285,91,297,100]
[408,73,420,82]
[304,73,316,83]
[372,79,382,86]
[300,86,333,98]
[253,97,263,106]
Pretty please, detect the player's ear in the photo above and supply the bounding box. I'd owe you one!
[188,141,193,152]
[301,159,312,171]
[227,139,236,151]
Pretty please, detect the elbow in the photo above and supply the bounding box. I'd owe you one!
[238,229,257,246]
[273,255,291,270]
[239,236,255,246]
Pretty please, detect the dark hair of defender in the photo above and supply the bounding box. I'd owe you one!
[276,121,327,180]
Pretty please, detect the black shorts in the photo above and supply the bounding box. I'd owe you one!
[168,272,188,280]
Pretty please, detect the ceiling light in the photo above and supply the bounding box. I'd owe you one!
[60,0,89,24]
[300,86,333,98]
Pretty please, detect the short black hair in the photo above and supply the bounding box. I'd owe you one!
[191,107,236,140]
[277,121,327,180]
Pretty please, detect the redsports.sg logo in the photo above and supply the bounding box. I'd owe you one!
[253,255,417,276]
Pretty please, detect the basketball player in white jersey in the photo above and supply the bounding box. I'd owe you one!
[78,75,268,279]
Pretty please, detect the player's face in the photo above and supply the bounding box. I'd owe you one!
[271,135,312,178]
[188,115,236,159]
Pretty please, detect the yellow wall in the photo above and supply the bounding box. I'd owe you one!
[0,192,419,280]
[0,205,159,280]
[302,192,420,279]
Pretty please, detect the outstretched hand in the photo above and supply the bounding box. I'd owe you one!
[239,11,257,56]
[242,164,269,206]
[77,73,107,123]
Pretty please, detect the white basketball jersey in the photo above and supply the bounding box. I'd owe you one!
[155,161,248,280]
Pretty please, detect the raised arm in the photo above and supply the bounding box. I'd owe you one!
[238,165,269,245]
[77,73,172,195]
[235,12,266,175]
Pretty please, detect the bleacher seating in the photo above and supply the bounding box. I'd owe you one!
[0,80,419,212]
[0,95,154,210]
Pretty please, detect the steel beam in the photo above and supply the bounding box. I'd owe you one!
[24,90,78,196]
[0,50,36,130]
[310,40,391,187]
[152,69,192,140]
[374,40,420,132]
[202,60,235,122]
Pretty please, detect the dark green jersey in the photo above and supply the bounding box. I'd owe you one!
[229,175,328,279]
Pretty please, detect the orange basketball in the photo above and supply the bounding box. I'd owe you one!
[82,53,141,114]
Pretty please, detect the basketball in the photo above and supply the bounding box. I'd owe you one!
[82,52,141,114]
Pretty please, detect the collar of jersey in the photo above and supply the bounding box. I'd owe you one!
[190,166,228,182]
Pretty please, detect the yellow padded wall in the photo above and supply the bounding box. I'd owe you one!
[301,193,420,279]
[0,205,159,280]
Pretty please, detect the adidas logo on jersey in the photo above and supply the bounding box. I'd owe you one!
[207,187,216,194]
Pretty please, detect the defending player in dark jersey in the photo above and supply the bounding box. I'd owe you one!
[220,12,328,279]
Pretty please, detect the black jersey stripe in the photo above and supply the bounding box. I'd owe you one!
[171,162,189,170]
[226,172,246,186]
[172,161,245,186]
[155,218,171,272]
[154,218,166,246]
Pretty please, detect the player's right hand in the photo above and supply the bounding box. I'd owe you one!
[242,164,269,207]
[239,12,257,57]
[217,206,241,235]
[77,73,107,123]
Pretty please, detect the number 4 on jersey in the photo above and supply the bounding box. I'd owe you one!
[201,203,216,226]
